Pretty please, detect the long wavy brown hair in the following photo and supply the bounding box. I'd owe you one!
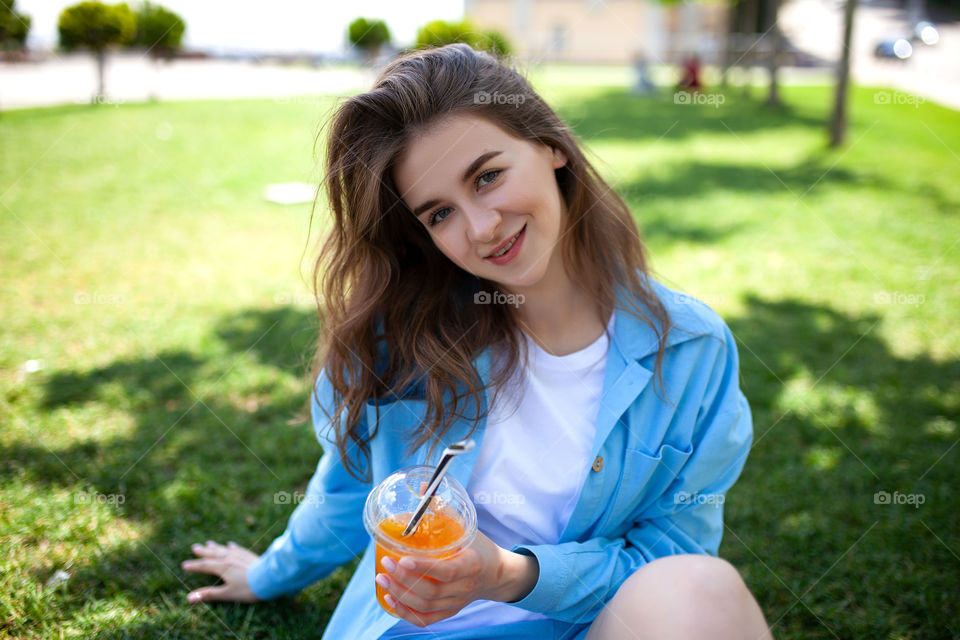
[307,43,671,480]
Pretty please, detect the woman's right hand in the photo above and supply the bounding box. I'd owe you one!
[181,540,261,604]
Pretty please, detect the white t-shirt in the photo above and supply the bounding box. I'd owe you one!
[381,313,614,637]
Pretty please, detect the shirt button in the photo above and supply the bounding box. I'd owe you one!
[592,456,604,472]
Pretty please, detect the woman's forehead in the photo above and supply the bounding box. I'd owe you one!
[406,114,507,155]
[394,114,527,195]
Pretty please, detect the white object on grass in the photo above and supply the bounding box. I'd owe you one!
[262,182,316,205]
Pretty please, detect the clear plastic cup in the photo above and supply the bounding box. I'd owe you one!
[362,465,478,616]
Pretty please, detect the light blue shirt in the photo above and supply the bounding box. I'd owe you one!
[246,278,753,639]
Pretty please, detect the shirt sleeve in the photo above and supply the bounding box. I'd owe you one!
[245,369,372,600]
[509,324,753,622]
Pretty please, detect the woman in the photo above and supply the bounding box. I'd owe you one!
[182,43,774,640]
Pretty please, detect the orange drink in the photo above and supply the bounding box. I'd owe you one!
[374,511,466,613]
[363,466,477,616]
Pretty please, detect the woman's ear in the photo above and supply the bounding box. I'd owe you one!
[551,146,568,169]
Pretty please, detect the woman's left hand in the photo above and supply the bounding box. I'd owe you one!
[377,530,538,627]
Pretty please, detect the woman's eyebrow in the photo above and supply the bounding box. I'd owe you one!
[412,150,503,217]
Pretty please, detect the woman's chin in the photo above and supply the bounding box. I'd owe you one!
[492,267,548,294]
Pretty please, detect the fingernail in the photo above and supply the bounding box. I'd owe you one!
[375,573,390,589]
[398,556,415,570]
[188,593,200,603]
[384,594,398,608]
[381,557,397,573]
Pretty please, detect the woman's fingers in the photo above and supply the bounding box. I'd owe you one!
[384,594,451,628]
[181,558,226,576]
[190,541,226,557]
[182,542,233,575]
[396,554,465,583]
[378,570,469,613]
[181,539,261,604]
[187,584,231,604]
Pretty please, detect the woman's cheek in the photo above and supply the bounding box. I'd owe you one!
[434,233,471,270]
[432,232,457,259]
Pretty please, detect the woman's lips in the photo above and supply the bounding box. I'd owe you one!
[485,224,526,265]
[486,226,524,258]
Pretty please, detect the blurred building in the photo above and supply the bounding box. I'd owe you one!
[464,0,728,64]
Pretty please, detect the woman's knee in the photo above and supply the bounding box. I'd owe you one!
[623,553,748,603]
[587,554,773,640]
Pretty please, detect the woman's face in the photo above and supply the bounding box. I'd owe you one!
[392,113,568,292]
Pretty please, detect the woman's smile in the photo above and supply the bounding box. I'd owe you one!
[484,224,526,265]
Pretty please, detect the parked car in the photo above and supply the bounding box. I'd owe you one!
[874,38,913,60]
[912,21,940,46]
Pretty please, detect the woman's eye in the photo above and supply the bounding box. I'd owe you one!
[476,169,500,188]
[426,171,501,227]
[428,207,451,227]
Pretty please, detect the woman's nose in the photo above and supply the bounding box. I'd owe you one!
[464,206,501,244]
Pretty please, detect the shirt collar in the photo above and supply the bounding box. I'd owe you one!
[610,277,714,363]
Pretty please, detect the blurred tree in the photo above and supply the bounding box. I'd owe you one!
[133,1,184,59]
[58,2,136,102]
[829,0,858,146]
[763,0,782,106]
[415,19,513,56]
[132,2,184,102]
[475,30,512,57]
[348,17,391,62]
[721,0,781,105]
[0,0,32,51]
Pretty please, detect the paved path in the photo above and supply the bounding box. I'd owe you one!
[0,52,375,110]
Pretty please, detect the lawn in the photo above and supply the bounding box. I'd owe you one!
[1,76,958,639]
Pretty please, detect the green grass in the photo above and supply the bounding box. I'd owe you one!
[1,79,958,639]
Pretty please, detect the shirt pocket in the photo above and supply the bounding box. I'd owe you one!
[609,443,695,531]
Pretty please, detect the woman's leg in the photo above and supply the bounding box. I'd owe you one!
[585,554,774,640]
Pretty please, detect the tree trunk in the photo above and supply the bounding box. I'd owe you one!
[765,0,781,106]
[829,0,858,147]
[721,0,739,88]
[95,48,106,102]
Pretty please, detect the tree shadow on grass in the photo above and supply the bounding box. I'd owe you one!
[621,160,859,204]
[720,295,959,639]
[5,305,353,638]
[616,160,859,247]
[562,87,960,227]
[556,88,825,144]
